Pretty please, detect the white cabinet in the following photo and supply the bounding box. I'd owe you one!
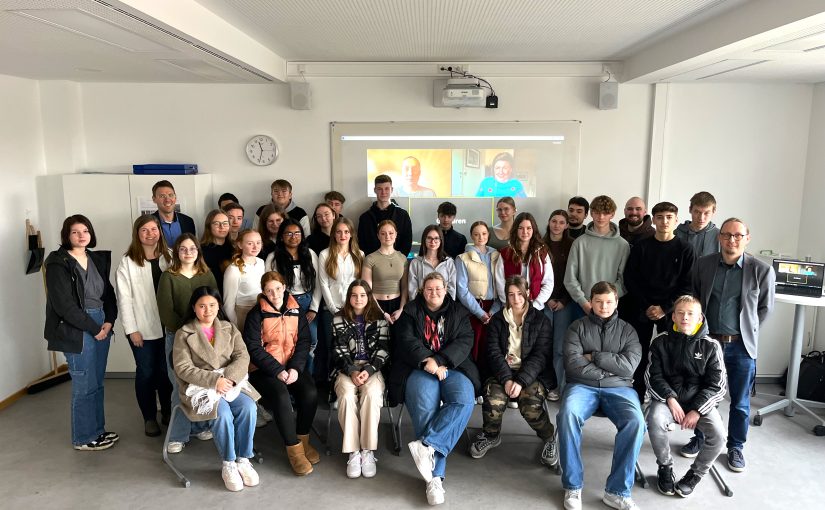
[37,173,213,373]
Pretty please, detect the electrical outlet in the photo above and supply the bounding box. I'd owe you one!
[438,64,467,74]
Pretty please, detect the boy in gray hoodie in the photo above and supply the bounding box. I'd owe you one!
[674,191,720,257]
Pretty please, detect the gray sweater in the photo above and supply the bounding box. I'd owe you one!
[564,311,641,388]
[675,221,720,258]
[563,222,630,307]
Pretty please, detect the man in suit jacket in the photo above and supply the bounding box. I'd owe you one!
[682,217,775,473]
[151,180,196,246]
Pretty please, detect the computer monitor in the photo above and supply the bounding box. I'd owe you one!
[772,259,825,297]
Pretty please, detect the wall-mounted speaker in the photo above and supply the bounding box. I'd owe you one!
[599,81,618,110]
[290,81,312,110]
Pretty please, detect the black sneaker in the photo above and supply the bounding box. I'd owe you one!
[657,464,676,495]
[675,469,703,497]
[469,432,501,459]
[727,447,746,472]
[73,437,115,451]
[144,420,161,437]
[679,435,703,458]
[99,431,119,443]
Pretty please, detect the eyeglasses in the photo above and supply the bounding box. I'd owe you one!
[283,232,302,238]
[720,233,746,241]
[156,193,176,200]
[178,247,198,254]
[211,221,230,227]
[426,236,441,242]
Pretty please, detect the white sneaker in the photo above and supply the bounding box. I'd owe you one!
[222,461,244,492]
[602,491,640,510]
[507,400,519,409]
[361,450,377,478]
[563,488,582,510]
[547,388,561,401]
[194,430,213,441]
[166,441,184,454]
[408,440,435,482]
[426,477,445,505]
[346,451,362,478]
[236,458,259,487]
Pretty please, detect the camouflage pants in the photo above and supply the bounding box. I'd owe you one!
[482,377,555,440]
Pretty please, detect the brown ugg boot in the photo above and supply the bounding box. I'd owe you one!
[297,434,321,464]
[286,443,313,476]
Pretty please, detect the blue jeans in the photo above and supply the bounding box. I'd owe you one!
[64,308,110,445]
[405,370,475,479]
[557,383,645,497]
[293,292,319,374]
[544,303,574,393]
[128,337,172,421]
[165,331,208,442]
[209,393,257,462]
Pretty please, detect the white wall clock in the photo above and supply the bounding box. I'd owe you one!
[245,135,278,166]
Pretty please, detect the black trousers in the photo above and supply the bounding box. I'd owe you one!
[250,369,318,446]
[128,338,172,421]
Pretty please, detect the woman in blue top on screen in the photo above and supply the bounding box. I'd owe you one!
[475,152,527,198]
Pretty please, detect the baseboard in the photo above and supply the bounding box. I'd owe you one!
[0,388,27,411]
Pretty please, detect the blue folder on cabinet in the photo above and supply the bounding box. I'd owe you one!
[132,164,198,175]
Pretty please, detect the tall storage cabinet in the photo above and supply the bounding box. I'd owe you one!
[37,173,214,373]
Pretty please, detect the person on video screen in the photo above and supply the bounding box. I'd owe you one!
[475,153,527,198]
[396,157,436,198]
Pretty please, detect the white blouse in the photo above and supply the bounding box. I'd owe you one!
[318,248,363,313]
[223,257,266,323]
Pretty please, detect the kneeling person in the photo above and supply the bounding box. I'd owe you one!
[471,276,558,471]
[645,295,726,498]
[557,282,644,510]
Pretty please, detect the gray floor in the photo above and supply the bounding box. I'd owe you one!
[2,379,824,509]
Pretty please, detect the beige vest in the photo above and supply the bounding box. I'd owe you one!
[458,249,499,299]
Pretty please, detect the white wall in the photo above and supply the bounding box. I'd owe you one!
[0,74,49,401]
[798,83,825,352]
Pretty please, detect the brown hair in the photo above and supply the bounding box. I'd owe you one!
[200,209,229,245]
[590,281,618,299]
[470,220,489,237]
[590,195,617,214]
[270,179,292,192]
[325,190,346,204]
[418,224,448,262]
[325,217,363,280]
[152,180,175,196]
[340,279,384,323]
[720,217,749,235]
[125,214,171,266]
[651,202,678,216]
[507,212,548,265]
[60,214,97,250]
[374,174,392,186]
[543,209,569,244]
[504,275,530,309]
[689,191,717,210]
[496,196,516,210]
[169,233,209,275]
[311,202,338,234]
[258,203,286,240]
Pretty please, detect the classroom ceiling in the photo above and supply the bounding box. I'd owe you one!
[0,0,823,84]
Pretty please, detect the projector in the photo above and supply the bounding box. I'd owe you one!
[442,78,486,107]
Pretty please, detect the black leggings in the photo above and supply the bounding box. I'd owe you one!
[250,369,318,446]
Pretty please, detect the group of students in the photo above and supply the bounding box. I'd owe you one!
[42,175,775,509]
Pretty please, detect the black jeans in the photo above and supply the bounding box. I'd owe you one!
[250,369,318,446]
[128,337,172,421]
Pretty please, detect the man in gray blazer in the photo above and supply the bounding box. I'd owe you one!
[681,217,775,473]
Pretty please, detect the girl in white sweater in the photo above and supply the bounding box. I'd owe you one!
[223,229,265,330]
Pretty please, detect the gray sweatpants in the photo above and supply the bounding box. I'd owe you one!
[645,400,724,476]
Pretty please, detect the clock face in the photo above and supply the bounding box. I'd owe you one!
[246,135,278,166]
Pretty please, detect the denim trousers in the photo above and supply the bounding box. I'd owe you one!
[695,340,755,450]
[543,304,574,394]
[405,369,475,479]
[292,292,319,374]
[165,331,208,442]
[64,308,110,445]
[557,383,645,497]
[128,337,172,421]
[209,393,257,462]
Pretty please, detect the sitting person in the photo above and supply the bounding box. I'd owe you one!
[389,272,478,506]
[470,276,558,471]
[172,286,261,492]
[242,271,319,476]
[645,295,726,498]
[331,280,390,479]
[557,281,644,510]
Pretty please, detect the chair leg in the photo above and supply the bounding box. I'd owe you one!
[162,405,191,488]
[635,461,648,488]
[709,464,733,497]
[392,404,404,455]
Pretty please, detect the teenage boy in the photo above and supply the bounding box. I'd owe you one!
[325,191,346,217]
[624,202,695,401]
[566,196,590,240]
[437,201,467,259]
[357,174,413,256]
[256,179,310,233]
[619,197,654,248]
[222,202,246,241]
[682,218,775,472]
[564,195,630,316]
[675,191,720,257]
[151,180,195,246]
[218,193,252,231]
[645,295,726,498]
[557,281,644,510]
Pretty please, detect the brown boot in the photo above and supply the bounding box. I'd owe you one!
[286,443,313,476]
[297,434,321,464]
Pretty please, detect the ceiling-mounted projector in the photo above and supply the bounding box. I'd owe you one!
[441,78,486,107]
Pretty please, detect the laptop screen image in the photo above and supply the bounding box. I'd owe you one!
[772,259,825,296]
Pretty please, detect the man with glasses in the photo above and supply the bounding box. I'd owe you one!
[151,180,195,245]
[681,218,775,472]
